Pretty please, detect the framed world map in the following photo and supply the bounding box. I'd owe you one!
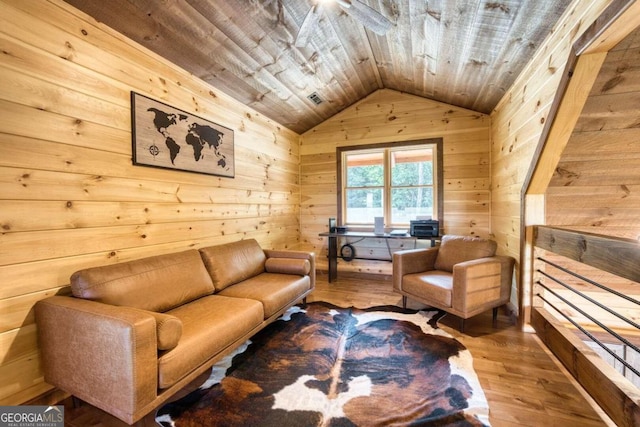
[131,92,235,177]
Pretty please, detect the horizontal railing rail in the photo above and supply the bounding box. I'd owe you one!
[535,262,640,379]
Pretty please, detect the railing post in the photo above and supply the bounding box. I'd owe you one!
[521,194,545,328]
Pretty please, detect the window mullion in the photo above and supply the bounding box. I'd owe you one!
[384,149,391,227]
[341,152,347,224]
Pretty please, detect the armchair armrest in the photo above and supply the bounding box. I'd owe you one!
[392,247,439,292]
[451,257,512,314]
[35,296,158,422]
[264,249,316,290]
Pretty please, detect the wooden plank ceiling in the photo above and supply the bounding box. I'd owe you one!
[64,0,572,133]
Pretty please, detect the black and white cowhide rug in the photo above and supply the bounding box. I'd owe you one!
[156,302,490,426]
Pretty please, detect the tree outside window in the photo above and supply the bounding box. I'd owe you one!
[390,148,434,224]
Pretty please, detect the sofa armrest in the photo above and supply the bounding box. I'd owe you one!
[451,257,510,313]
[392,247,439,293]
[264,249,316,290]
[35,296,158,422]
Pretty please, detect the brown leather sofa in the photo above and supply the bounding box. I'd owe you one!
[35,239,315,424]
[392,235,514,331]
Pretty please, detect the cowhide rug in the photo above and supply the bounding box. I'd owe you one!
[156,302,490,426]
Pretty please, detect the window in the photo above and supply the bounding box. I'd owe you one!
[337,139,443,228]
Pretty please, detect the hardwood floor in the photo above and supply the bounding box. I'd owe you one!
[61,273,613,426]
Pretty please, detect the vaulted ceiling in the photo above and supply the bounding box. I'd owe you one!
[65,0,573,133]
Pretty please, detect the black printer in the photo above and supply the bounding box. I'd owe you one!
[409,220,439,238]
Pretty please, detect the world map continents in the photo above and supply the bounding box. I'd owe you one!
[146,107,228,169]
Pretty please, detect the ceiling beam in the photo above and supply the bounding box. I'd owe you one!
[576,0,640,55]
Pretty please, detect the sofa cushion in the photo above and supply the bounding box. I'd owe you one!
[148,312,183,351]
[218,273,311,318]
[158,295,263,389]
[434,235,497,273]
[70,250,215,312]
[265,257,311,276]
[199,239,266,292]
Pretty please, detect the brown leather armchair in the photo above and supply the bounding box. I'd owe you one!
[392,235,515,331]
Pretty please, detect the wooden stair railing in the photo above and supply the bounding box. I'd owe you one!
[531,226,640,427]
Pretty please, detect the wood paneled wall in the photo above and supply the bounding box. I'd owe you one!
[0,0,300,405]
[541,25,640,332]
[299,89,491,275]
[547,25,640,238]
[490,0,612,308]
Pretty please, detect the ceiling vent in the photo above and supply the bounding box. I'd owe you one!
[307,92,323,105]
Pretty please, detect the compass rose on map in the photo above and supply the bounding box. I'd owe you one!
[148,144,160,158]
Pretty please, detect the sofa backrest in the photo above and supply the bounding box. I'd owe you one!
[433,235,497,273]
[199,239,266,292]
[70,249,215,312]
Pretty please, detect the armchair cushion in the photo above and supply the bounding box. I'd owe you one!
[434,235,497,273]
[402,271,453,307]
